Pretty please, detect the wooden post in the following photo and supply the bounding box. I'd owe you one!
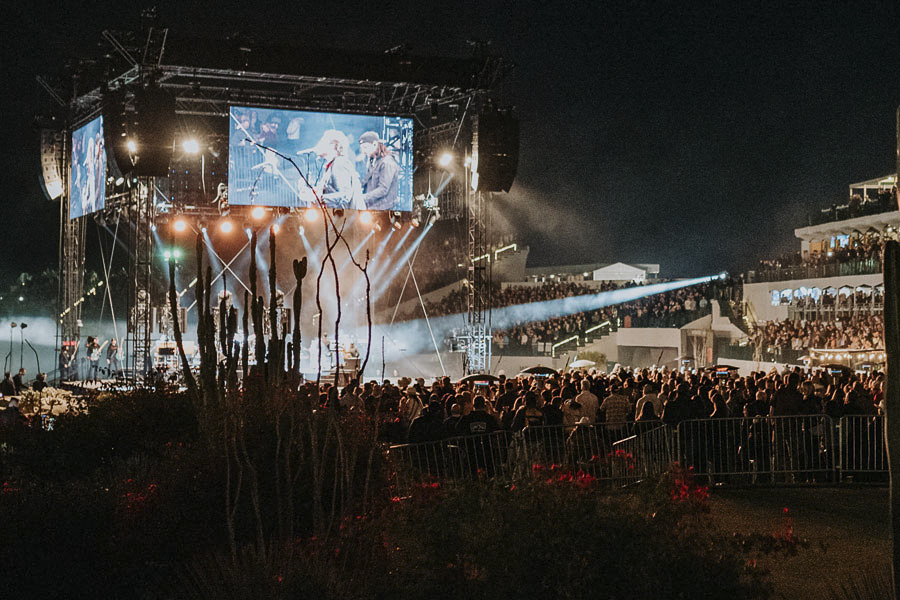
[883,240,900,600]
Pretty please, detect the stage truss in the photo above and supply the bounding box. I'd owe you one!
[54,27,510,380]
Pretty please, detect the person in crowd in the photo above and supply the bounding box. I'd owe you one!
[0,372,16,397]
[635,384,661,418]
[443,403,463,438]
[408,400,446,443]
[511,391,544,430]
[573,379,599,423]
[600,381,631,437]
[33,373,47,393]
[0,397,26,428]
[458,395,501,436]
[12,368,27,394]
[634,400,662,436]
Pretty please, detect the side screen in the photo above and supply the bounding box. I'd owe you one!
[228,106,413,211]
[70,116,106,219]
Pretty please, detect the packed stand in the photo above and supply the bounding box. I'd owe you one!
[751,315,884,354]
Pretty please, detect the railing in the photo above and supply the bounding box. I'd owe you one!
[746,258,881,283]
[386,416,887,494]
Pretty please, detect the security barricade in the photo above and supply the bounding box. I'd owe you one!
[386,416,887,494]
[837,415,887,482]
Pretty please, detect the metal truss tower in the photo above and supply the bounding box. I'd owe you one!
[465,182,491,374]
[127,178,154,378]
[58,134,87,359]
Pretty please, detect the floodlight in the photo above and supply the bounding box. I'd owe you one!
[438,152,453,168]
[173,218,187,232]
[298,225,305,236]
[252,206,265,220]
[272,223,280,234]
[126,139,137,153]
[359,211,373,225]
[304,208,318,222]
[219,219,233,233]
[183,139,200,154]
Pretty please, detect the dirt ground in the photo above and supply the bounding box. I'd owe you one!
[709,486,891,599]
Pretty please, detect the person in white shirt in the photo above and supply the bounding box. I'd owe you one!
[635,384,662,417]
[572,379,599,423]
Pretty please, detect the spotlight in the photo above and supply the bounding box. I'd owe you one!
[126,139,137,153]
[245,226,253,239]
[271,223,280,234]
[359,211,373,225]
[219,219,233,233]
[173,249,182,259]
[183,138,200,154]
[304,208,318,222]
[150,223,157,232]
[164,250,172,260]
[200,222,208,233]
[438,152,453,168]
[298,225,305,236]
[173,218,187,232]
[252,206,266,220]
[334,208,345,218]
[411,216,420,228]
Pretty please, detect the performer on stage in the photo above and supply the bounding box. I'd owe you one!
[359,131,399,211]
[306,130,364,210]
[106,339,121,379]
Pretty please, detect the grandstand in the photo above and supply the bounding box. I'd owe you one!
[730,174,897,371]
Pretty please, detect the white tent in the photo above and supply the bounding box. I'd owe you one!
[592,262,647,282]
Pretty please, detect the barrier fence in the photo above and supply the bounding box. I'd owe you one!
[387,415,887,495]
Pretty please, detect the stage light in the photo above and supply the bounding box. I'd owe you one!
[334,208,345,218]
[411,216,420,227]
[150,223,157,232]
[304,208,318,222]
[173,249,182,259]
[298,225,305,236]
[219,219,233,233]
[392,220,403,230]
[183,138,200,154]
[245,227,253,239]
[252,206,266,220]
[271,223,280,234]
[115,176,125,186]
[359,211,373,225]
[438,152,453,168]
[163,250,172,260]
[173,218,187,232]
[126,139,137,153]
[200,223,208,233]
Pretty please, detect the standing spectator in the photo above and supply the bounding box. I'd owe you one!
[0,372,16,397]
[574,379,599,423]
[12,368,27,394]
[600,382,631,436]
[635,384,662,417]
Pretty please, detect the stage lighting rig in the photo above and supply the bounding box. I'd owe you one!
[182,138,200,154]
[219,219,233,233]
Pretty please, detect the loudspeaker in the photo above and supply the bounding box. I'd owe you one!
[131,85,176,177]
[104,85,176,178]
[474,107,519,193]
[39,129,64,200]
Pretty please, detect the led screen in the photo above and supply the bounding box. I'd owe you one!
[70,116,106,219]
[228,106,413,211]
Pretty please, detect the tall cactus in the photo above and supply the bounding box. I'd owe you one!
[884,240,900,600]
[292,257,308,381]
[168,258,197,401]
[268,225,280,384]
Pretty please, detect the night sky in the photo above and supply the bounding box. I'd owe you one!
[3,1,898,278]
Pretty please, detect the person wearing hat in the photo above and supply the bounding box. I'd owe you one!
[358,131,399,211]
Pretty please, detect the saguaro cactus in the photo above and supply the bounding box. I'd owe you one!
[884,240,900,600]
[291,257,307,380]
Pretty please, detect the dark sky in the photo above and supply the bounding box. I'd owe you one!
[3,1,899,277]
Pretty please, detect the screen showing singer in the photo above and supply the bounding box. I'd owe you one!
[227,106,413,211]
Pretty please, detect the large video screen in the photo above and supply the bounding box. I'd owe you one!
[228,106,413,211]
[70,116,106,219]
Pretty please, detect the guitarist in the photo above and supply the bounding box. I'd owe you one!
[87,338,109,383]
[106,339,122,379]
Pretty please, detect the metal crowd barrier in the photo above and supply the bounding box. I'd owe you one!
[386,416,887,495]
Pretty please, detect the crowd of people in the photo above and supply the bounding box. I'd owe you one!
[751,314,885,353]
[753,233,885,282]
